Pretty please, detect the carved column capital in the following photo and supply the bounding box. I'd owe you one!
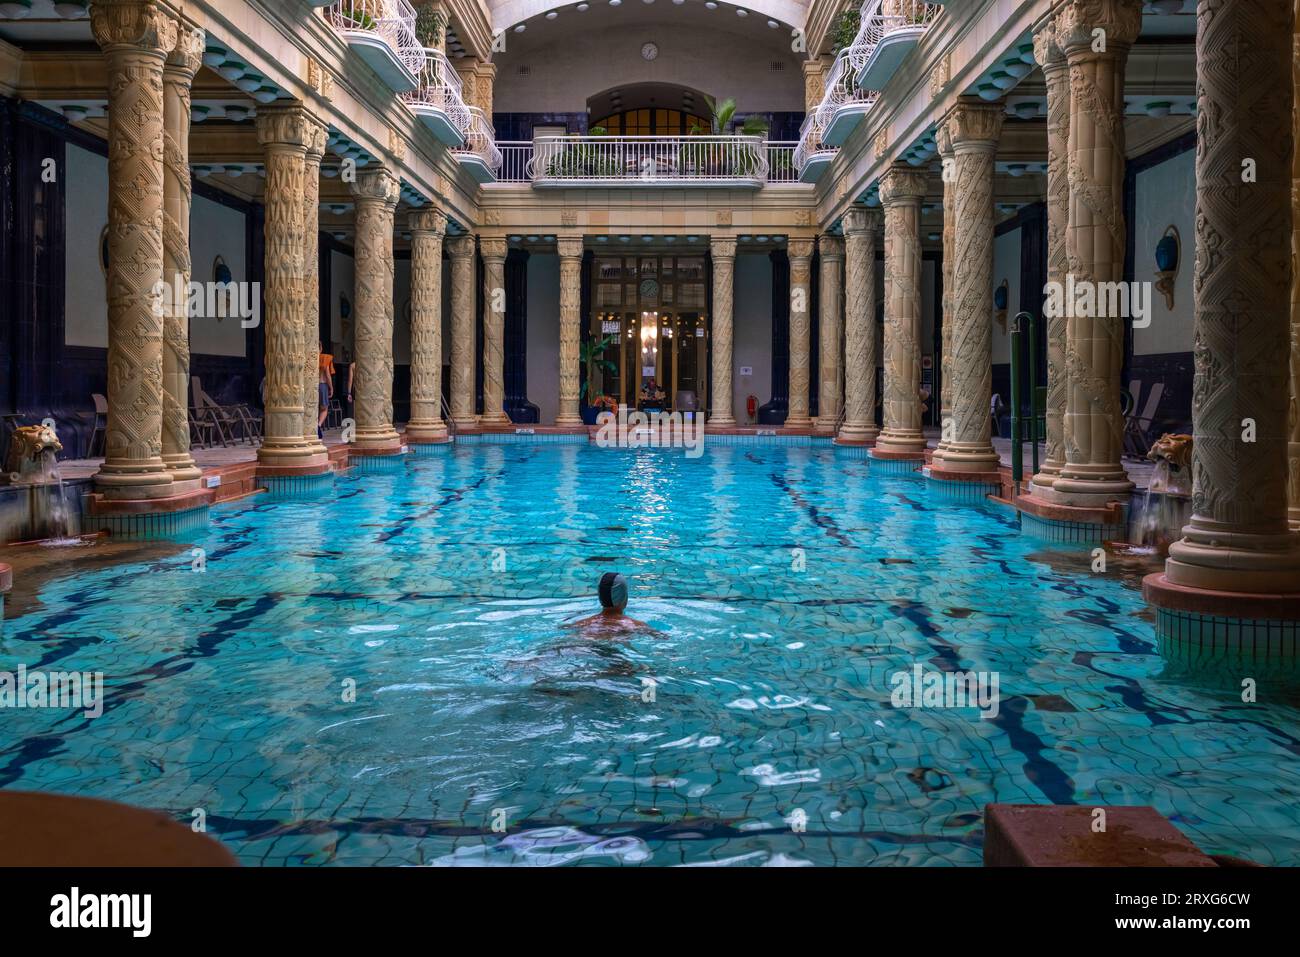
[819,236,845,261]
[256,103,320,150]
[710,236,737,260]
[1055,0,1143,58]
[842,207,882,236]
[304,120,329,161]
[166,22,205,77]
[409,208,447,235]
[91,0,177,56]
[446,235,475,260]
[480,237,508,262]
[1032,13,1067,75]
[350,165,401,206]
[557,235,584,259]
[942,98,1004,153]
[879,165,928,206]
[934,119,954,158]
[788,238,814,262]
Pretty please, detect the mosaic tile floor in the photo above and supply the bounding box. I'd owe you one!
[2,444,1298,866]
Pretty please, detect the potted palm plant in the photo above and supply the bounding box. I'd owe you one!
[580,332,620,424]
[680,98,768,177]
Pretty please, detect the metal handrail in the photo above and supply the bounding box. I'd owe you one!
[451,107,502,171]
[326,0,427,79]
[526,134,768,184]
[401,47,470,129]
[440,394,457,437]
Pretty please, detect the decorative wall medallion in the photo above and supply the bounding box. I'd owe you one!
[484,209,502,226]
[874,129,888,159]
[388,129,407,162]
[794,209,812,226]
[641,42,659,61]
[307,59,334,100]
[716,209,732,226]
[561,209,578,227]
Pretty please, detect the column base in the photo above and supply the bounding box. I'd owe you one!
[874,428,927,456]
[555,413,583,427]
[351,428,403,452]
[405,421,450,443]
[1164,534,1300,594]
[162,455,203,487]
[835,422,878,445]
[93,461,176,501]
[1049,468,1134,507]
[84,487,213,540]
[708,415,737,428]
[479,411,511,427]
[1015,491,1127,545]
[1030,459,1064,494]
[784,414,813,429]
[1143,572,1300,670]
[931,445,1000,472]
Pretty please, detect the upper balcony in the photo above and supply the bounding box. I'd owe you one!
[816,46,881,148]
[855,0,943,93]
[325,0,427,94]
[793,113,836,183]
[401,49,469,148]
[452,107,502,183]
[494,136,802,188]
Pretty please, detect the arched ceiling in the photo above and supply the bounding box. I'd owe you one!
[488,0,811,39]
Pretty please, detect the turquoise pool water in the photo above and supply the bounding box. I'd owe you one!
[3,443,1299,866]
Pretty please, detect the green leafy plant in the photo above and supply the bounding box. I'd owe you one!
[581,333,621,401]
[679,98,768,176]
[832,7,861,52]
[338,2,378,31]
[546,125,623,178]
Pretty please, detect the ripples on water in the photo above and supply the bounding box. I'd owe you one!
[2,444,1298,866]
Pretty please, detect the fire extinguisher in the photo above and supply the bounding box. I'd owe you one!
[746,395,758,421]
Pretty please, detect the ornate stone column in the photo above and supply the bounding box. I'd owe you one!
[935,121,955,457]
[1030,13,1070,494]
[349,165,402,451]
[786,238,814,429]
[300,119,328,457]
[874,165,928,457]
[557,235,584,426]
[256,105,317,468]
[447,235,477,429]
[1049,0,1140,504]
[932,99,1002,474]
[406,208,448,443]
[479,237,510,426]
[159,22,203,490]
[90,0,178,499]
[838,208,881,444]
[709,236,737,426]
[1159,0,1300,594]
[817,236,845,429]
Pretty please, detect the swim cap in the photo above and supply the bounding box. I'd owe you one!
[598,572,628,610]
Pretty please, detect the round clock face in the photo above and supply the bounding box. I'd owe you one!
[639,278,660,300]
[641,42,658,61]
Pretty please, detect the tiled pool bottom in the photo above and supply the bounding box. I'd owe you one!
[3,444,1299,867]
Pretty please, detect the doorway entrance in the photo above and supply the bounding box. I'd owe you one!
[591,253,709,414]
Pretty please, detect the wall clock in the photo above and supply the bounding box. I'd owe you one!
[639,278,659,300]
[641,42,658,61]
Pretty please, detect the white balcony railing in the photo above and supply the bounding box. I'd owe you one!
[401,48,469,145]
[793,113,836,182]
[854,0,942,91]
[523,135,768,186]
[498,142,533,183]
[452,107,502,182]
[814,45,881,147]
[326,0,426,92]
[765,141,799,183]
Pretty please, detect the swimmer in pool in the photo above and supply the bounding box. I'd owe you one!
[565,572,662,639]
